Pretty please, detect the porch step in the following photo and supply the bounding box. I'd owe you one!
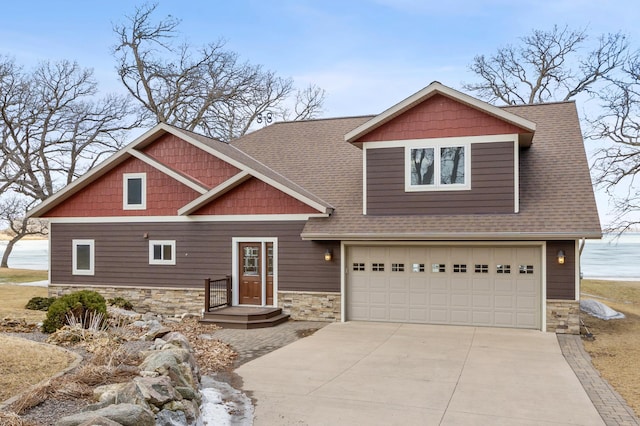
[200,306,290,329]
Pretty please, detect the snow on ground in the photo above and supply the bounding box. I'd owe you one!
[17,280,49,287]
[200,376,254,425]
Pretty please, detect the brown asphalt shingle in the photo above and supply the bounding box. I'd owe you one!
[232,102,601,240]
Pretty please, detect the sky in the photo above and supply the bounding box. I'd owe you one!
[1,0,639,226]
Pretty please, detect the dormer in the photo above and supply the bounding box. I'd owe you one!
[345,82,536,216]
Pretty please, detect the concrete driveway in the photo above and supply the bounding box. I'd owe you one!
[236,322,604,425]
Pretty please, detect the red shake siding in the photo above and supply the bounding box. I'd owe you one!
[44,158,200,217]
[194,178,318,215]
[142,134,240,188]
[356,94,527,142]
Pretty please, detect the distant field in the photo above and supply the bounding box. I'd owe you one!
[0,268,48,284]
[0,282,48,322]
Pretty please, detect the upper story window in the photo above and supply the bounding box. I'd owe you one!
[123,173,146,210]
[406,144,470,191]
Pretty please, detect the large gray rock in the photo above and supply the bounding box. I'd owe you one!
[162,399,200,423]
[160,332,191,350]
[141,319,172,341]
[56,403,154,426]
[77,416,123,426]
[133,376,182,407]
[155,409,187,426]
[91,382,150,410]
[140,351,198,388]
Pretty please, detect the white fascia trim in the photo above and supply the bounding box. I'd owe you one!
[301,231,603,241]
[48,214,328,224]
[362,134,519,150]
[178,171,251,215]
[162,125,332,214]
[514,140,520,213]
[129,150,208,195]
[344,82,536,142]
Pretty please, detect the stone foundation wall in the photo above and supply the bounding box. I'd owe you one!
[49,285,204,316]
[278,291,341,321]
[547,300,580,334]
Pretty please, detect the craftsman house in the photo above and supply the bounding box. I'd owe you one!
[29,82,601,333]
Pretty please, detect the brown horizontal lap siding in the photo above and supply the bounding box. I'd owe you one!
[546,240,576,299]
[51,222,340,293]
[366,143,514,215]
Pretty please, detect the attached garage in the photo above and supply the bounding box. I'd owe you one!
[346,245,541,329]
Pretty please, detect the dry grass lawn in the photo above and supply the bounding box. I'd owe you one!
[0,268,48,284]
[581,279,640,417]
[0,335,76,402]
[0,284,48,323]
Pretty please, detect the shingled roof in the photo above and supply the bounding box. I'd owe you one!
[232,102,602,240]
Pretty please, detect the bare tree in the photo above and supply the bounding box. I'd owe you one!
[113,3,324,142]
[463,25,628,105]
[0,197,47,268]
[0,56,140,266]
[590,53,640,232]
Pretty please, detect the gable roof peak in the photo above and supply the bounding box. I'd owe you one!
[344,82,537,144]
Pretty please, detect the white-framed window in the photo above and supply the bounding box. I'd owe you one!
[149,240,176,265]
[405,143,470,191]
[72,239,94,275]
[123,173,147,210]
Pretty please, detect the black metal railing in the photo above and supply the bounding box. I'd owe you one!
[204,275,232,311]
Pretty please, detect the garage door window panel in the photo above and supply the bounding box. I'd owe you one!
[497,264,511,274]
[475,264,489,273]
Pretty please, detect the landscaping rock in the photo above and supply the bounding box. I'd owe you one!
[155,409,187,426]
[162,399,199,423]
[140,320,171,341]
[77,416,123,426]
[161,331,191,350]
[175,386,201,403]
[133,376,182,407]
[140,350,198,388]
[56,403,155,426]
[91,382,150,410]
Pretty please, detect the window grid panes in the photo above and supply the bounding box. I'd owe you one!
[432,263,446,273]
[475,264,488,273]
[519,265,534,274]
[392,263,405,272]
[453,264,467,273]
[353,263,365,271]
[372,263,385,272]
[412,263,425,272]
[149,240,176,265]
[496,264,511,274]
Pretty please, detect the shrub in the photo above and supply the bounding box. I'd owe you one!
[42,290,107,334]
[25,296,56,311]
[107,296,134,310]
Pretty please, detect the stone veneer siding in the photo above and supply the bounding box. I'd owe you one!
[278,291,341,321]
[546,300,580,334]
[49,285,204,316]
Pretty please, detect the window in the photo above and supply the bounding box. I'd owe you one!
[406,144,469,191]
[412,263,425,272]
[123,173,146,210]
[453,264,467,273]
[432,263,446,273]
[372,263,385,272]
[353,263,365,271]
[496,264,511,274]
[392,263,405,272]
[475,264,488,273]
[519,265,534,274]
[72,239,94,275]
[149,240,176,265]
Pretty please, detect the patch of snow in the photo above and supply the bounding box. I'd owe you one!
[18,280,48,287]
[199,376,253,426]
[580,299,626,320]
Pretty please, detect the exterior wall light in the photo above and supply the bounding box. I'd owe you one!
[557,250,565,265]
[324,249,333,262]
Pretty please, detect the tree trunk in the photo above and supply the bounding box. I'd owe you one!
[0,236,19,268]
